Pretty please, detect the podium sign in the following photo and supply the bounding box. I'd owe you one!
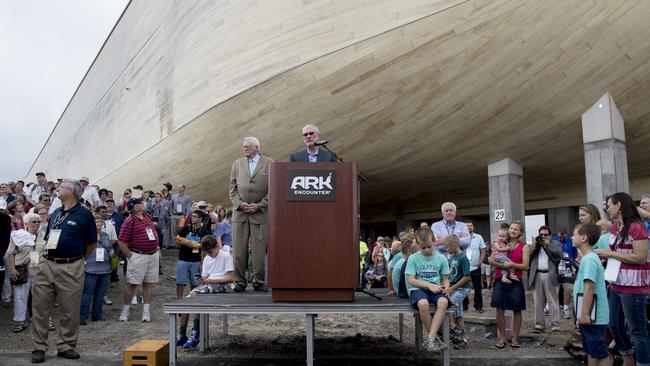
[268,162,359,301]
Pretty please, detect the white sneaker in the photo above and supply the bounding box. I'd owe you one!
[103,296,113,305]
[131,295,138,305]
[562,309,570,319]
[119,309,129,322]
[141,311,151,322]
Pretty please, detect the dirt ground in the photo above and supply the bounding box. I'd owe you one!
[0,251,581,365]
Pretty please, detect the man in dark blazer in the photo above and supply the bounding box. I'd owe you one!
[229,136,274,292]
[288,124,338,163]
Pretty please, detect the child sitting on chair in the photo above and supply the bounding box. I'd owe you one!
[177,235,234,350]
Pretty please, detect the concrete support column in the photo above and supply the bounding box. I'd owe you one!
[488,158,525,243]
[582,92,629,211]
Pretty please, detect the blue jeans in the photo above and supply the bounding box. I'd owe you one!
[608,289,650,366]
[80,272,109,320]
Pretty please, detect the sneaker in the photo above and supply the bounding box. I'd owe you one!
[183,330,200,349]
[450,326,464,336]
[435,337,449,352]
[119,309,129,322]
[544,304,549,316]
[131,295,138,305]
[103,296,113,305]
[422,337,438,352]
[562,309,570,319]
[176,334,188,347]
[141,311,151,322]
[79,319,87,325]
[551,326,561,332]
[533,325,545,333]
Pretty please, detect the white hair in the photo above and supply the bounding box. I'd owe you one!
[441,202,457,211]
[302,124,320,134]
[641,193,650,200]
[23,212,41,224]
[242,136,260,149]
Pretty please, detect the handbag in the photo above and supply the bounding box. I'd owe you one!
[10,263,29,285]
[110,255,120,271]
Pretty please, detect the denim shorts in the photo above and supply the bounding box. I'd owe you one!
[448,287,470,318]
[579,324,609,360]
[176,260,200,286]
[409,288,448,309]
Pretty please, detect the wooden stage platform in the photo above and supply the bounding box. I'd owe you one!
[162,289,451,366]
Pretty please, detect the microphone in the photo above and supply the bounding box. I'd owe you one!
[313,140,328,146]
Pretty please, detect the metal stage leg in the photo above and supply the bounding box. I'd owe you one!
[205,314,210,350]
[398,313,404,343]
[443,313,450,366]
[306,314,315,366]
[168,313,177,366]
[222,314,229,336]
[414,313,422,351]
[199,314,209,352]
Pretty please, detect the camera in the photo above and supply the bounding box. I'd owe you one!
[535,236,545,246]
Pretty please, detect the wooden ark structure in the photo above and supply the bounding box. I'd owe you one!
[28,0,650,226]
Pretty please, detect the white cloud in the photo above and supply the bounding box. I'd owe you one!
[0,0,128,183]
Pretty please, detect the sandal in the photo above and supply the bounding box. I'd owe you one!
[13,322,27,333]
[511,342,521,348]
[495,340,506,349]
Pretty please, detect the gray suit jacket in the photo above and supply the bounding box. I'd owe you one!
[528,239,563,288]
[229,155,274,224]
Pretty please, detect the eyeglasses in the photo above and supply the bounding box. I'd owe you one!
[302,131,316,137]
[540,233,550,237]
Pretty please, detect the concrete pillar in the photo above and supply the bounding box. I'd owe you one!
[582,92,629,211]
[547,207,579,235]
[488,158,525,243]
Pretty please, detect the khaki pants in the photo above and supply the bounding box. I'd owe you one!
[31,259,84,352]
[232,220,267,287]
[533,272,560,329]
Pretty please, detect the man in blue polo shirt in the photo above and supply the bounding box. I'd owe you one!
[30,179,97,363]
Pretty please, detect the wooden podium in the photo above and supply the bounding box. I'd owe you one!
[268,162,359,301]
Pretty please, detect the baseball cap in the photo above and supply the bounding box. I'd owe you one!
[197,200,208,208]
[79,176,90,183]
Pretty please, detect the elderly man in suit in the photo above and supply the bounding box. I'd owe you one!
[229,136,274,292]
[289,124,338,163]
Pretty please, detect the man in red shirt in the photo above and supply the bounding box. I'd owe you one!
[117,198,159,322]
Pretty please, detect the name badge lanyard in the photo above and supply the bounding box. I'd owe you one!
[45,211,70,254]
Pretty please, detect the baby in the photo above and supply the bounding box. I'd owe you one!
[491,228,519,284]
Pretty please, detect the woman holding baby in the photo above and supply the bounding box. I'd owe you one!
[489,221,530,350]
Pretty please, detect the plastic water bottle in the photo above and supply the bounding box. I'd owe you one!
[558,258,565,274]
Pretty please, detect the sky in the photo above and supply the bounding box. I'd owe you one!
[0,0,128,183]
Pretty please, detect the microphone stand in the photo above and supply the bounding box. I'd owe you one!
[320,144,368,183]
[355,287,383,301]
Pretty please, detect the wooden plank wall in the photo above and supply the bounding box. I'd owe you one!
[27,0,650,223]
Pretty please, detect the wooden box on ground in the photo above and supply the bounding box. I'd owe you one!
[123,339,169,366]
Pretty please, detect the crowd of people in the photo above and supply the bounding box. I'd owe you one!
[0,125,648,364]
[360,197,650,364]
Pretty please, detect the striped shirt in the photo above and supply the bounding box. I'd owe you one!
[118,213,158,252]
[609,221,650,294]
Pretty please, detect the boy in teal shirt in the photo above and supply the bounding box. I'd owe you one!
[572,223,611,366]
[405,228,450,354]
[442,235,471,339]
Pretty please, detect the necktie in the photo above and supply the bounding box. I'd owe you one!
[249,159,256,176]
